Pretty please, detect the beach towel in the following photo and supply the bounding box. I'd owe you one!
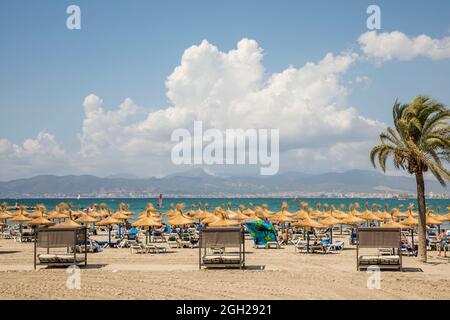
[244,220,277,245]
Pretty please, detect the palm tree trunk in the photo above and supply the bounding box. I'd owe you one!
[415,171,427,263]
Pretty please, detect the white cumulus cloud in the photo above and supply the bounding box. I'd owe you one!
[2,38,389,179]
[359,30,450,62]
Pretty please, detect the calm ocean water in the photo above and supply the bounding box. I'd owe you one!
[4,197,449,214]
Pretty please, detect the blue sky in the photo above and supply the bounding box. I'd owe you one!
[0,0,449,179]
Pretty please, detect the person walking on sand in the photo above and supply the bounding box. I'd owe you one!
[437,229,448,257]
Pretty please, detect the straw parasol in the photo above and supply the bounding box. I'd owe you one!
[244,215,262,222]
[0,210,12,220]
[383,220,408,229]
[292,202,309,220]
[47,210,69,220]
[96,215,123,245]
[201,213,220,225]
[227,205,249,221]
[319,215,341,242]
[112,211,130,220]
[29,208,55,227]
[293,214,324,254]
[208,218,240,227]
[339,213,365,225]
[132,214,162,243]
[426,214,444,225]
[167,213,195,226]
[75,212,98,224]
[51,219,82,228]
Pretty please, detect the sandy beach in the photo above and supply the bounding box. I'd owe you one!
[1,235,449,300]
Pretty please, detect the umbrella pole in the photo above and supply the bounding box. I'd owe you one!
[411,227,415,255]
[306,231,310,255]
[108,227,111,247]
[340,223,342,235]
[330,227,333,244]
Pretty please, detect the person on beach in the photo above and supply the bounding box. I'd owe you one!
[437,229,448,257]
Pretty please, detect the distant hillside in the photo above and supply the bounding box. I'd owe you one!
[0,169,447,198]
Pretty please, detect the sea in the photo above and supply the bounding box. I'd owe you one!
[4,197,449,215]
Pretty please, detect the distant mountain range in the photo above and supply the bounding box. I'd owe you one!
[0,169,447,198]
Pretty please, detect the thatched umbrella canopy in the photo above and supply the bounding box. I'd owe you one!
[383,220,408,229]
[132,214,162,244]
[48,211,70,220]
[254,206,272,219]
[9,213,31,223]
[28,204,46,219]
[201,213,220,225]
[208,218,240,227]
[243,207,255,216]
[167,214,195,226]
[75,213,98,224]
[112,212,129,220]
[167,204,195,227]
[331,209,348,219]
[227,209,249,221]
[51,220,82,228]
[29,216,55,227]
[319,215,341,242]
[244,215,262,222]
[339,213,365,225]
[0,211,12,220]
[292,214,324,254]
[97,215,123,245]
[292,215,324,229]
[401,215,419,226]
[426,214,444,225]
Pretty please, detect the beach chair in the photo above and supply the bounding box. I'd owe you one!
[143,244,167,254]
[130,243,146,254]
[266,241,281,249]
[180,234,193,248]
[167,235,180,248]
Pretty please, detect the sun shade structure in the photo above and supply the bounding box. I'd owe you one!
[34,227,87,270]
[167,214,195,226]
[51,220,82,228]
[208,218,240,227]
[75,213,98,224]
[293,216,324,229]
[339,213,365,225]
[376,210,392,220]
[29,216,55,227]
[401,216,419,226]
[356,227,402,271]
[0,211,13,220]
[47,211,69,220]
[199,227,245,269]
[111,212,129,220]
[383,220,408,229]
[201,213,220,225]
[426,214,444,225]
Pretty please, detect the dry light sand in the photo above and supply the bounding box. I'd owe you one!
[0,235,449,300]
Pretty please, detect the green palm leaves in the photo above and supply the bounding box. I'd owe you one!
[370,95,449,185]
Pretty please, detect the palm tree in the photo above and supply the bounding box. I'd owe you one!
[370,96,449,262]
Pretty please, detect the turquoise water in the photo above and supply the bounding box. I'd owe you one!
[3,197,449,214]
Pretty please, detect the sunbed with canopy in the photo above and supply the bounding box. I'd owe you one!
[199,227,245,269]
[33,227,88,269]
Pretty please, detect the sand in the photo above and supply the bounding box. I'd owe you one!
[0,235,449,300]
